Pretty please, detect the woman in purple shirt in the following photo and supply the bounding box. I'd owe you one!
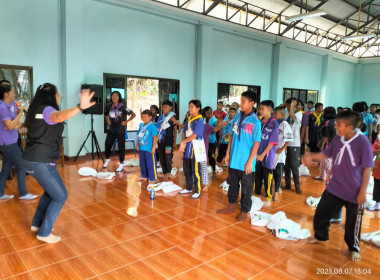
[0,81,37,200]
[22,83,95,243]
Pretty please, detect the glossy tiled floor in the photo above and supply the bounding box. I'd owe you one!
[0,152,379,280]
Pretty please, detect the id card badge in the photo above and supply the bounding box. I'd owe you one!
[186,129,193,138]
[232,121,239,135]
[138,131,144,138]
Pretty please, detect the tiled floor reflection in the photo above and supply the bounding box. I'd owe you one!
[0,152,379,279]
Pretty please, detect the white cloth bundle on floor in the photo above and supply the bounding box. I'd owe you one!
[78,167,115,180]
[219,180,229,191]
[371,235,380,247]
[179,167,183,172]
[250,211,272,226]
[250,196,265,211]
[146,181,182,193]
[361,230,380,242]
[299,165,311,176]
[124,159,140,166]
[306,196,321,207]
[171,167,178,176]
[78,167,98,177]
[215,165,223,173]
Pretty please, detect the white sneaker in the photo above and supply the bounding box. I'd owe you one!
[191,193,201,199]
[103,159,110,168]
[0,194,14,200]
[178,189,192,194]
[116,163,124,172]
[37,233,61,244]
[19,194,38,200]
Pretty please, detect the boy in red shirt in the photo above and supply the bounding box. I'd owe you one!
[368,134,380,210]
[213,101,227,120]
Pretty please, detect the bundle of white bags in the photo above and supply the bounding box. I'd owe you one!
[361,231,380,248]
[78,167,115,180]
[123,159,140,167]
[146,181,182,193]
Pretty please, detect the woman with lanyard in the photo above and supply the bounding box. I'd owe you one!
[22,83,95,243]
[178,100,204,199]
[0,81,37,200]
[103,91,136,172]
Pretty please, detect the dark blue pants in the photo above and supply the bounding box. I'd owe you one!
[0,143,27,197]
[139,150,157,181]
[22,160,67,237]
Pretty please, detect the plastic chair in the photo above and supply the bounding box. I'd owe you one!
[112,129,137,157]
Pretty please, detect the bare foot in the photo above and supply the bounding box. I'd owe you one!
[274,192,279,202]
[307,237,328,244]
[278,188,282,194]
[202,184,210,192]
[137,177,148,181]
[149,180,159,184]
[351,251,361,261]
[163,174,170,180]
[263,201,271,208]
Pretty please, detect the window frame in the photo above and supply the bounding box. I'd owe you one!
[283,87,319,105]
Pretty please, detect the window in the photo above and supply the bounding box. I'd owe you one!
[217,83,261,105]
[283,88,319,105]
[104,74,179,132]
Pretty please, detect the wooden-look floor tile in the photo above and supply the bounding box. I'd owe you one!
[0,253,27,278]
[207,249,270,280]
[86,211,132,228]
[164,205,207,222]
[104,195,131,210]
[172,264,231,280]
[30,257,95,280]
[18,242,75,270]
[0,219,31,236]
[0,236,16,256]
[54,219,99,239]
[100,261,165,280]
[155,222,204,245]
[0,225,6,238]
[79,244,138,275]
[120,233,176,259]
[205,224,260,248]
[64,230,117,255]
[5,272,34,280]
[252,267,303,280]
[137,212,180,231]
[143,247,203,278]
[73,202,115,218]
[7,231,43,251]
[102,221,150,243]
[179,234,235,262]
[183,214,230,234]
[54,208,85,225]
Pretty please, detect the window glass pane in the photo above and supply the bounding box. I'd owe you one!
[292,90,299,99]
[284,89,291,101]
[307,90,318,104]
[299,90,307,103]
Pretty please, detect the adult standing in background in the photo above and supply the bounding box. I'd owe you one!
[0,81,37,200]
[23,83,95,243]
[103,90,136,172]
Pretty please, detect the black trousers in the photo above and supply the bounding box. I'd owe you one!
[227,168,255,213]
[374,178,380,202]
[273,163,284,193]
[158,144,172,175]
[300,142,306,157]
[254,161,273,198]
[285,146,300,190]
[314,191,363,252]
[105,132,125,163]
[208,143,216,171]
[183,157,201,193]
[217,144,228,163]
[308,141,320,153]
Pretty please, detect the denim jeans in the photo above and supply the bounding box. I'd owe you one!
[0,143,27,197]
[22,160,67,237]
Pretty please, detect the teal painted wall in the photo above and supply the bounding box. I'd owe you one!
[1,0,378,156]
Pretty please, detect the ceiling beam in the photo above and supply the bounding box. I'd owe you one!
[264,0,298,31]
[203,0,223,15]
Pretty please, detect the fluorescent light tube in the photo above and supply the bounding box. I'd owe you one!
[285,10,327,21]
[340,34,375,41]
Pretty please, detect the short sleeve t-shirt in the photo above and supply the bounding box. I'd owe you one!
[105,103,132,125]
[229,112,261,172]
[323,133,374,203]
[208,116,218,144]
[221,116,233,144]
[276,120,294,164]
[284,111,303,147]
[156,113,176,147]
[42,106,58,125]
[203,123,215,155]
[0,101,19,145]
[213,110,227,121]
[257,117,278,169]
[321,119,336,147]
[183,115,204,159]
[137,122,157,152]
[363,112,374,136]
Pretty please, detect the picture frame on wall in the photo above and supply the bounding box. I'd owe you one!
[0,64,33,109]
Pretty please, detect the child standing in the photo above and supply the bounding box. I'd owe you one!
[178,100,204,199]
[272,106,293,202]
[368,134,380,211]
[203,107,218,172]
[217,91,261,221]
[306,103,324,153]
[156,100,177,180]
[305,111,374,261]
[217,107,236,165]
[137,110,158,184]
[213,101,227,121]
[254,100,278,206]
[284,98,303,194]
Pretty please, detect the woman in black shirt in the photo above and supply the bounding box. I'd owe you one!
[103,91,135,171]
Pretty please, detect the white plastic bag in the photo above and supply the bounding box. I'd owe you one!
[192,139,207,162]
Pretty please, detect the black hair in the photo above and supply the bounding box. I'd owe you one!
[307,101,314,105]
[217,101,223,105]
[81,84,90,90]
[362,101,369,111]
[376,109,380,113]
[0,83,12,100]
[202,106,212,122]
[0,80,10,85]
[189,99,202,110]
[273,106,286,112]
[298,100,304,108]
[337,107,343,110]
[343,107,351,111]
[229,107,237,112]
[141,109,152,116]
[352,102,365,113]
[241,91,257,103]
[25,83,59,128]
[323,106,336,120]
[162,100,173,107]
[285,97,297,104]
[110,91,123,103]
[260,100,274,110]
[336,110,360,128]
[150,104,159,114]
[315,103,323,110]
[370,103,376,107]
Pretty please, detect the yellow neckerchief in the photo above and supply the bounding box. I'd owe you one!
[313,111,322,126]
[299,110,304,113]
[188,114,202,130]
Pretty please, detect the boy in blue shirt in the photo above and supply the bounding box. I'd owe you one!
[254,100,278,206]
[137,110,158,184]
[217,91,261,221]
